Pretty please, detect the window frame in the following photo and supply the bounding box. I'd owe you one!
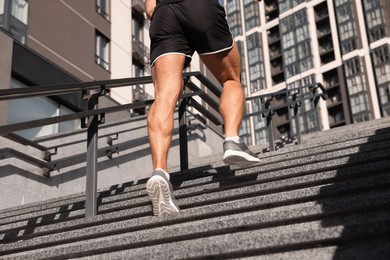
[95,30,110,71]
[96,0,109,20]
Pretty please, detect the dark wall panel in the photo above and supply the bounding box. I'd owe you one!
[12,42,86,111]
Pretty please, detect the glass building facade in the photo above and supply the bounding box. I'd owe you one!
[224,0,390,145]
[363,0,388,43]
[334,0,359,54]
[373,44,390,116]
[280,9,313,79]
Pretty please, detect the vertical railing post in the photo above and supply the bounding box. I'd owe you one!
[85,92,99,218]
[263,98,275,151]
[266,112,275,151]
[314,97,322,131]
[178,97,189,172]
[311,83,326,132]
[290,92,302,145]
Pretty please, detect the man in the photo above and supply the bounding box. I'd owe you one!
[145,0,262,217]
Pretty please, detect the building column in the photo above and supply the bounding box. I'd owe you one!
[0,32,13,125]
[355,0,381,119]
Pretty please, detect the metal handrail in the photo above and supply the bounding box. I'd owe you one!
[0,72,326,218]
[0,72,220,101]
[0,76,152,101]
[0,72,222,218]
[1,108,209,177]
[245,83,327,151]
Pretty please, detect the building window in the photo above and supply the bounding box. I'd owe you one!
[131,62,145,101]
[278,0,305,14]
[95,31,110,70]
[280,9,313,79]
[344,57,371,122]
[246,32,265,94]
[131,62,151,116]
[373,45,390,116]
[0,0,28,43]
[363,0,387,42]
[96,0,109,20]
[244,0,260,31]
[252,99,268,144]
[227,0,239,12]
[240,104,252,145]
[0,0,5,15]
[253,116,267,144]
[132,15,148,66]
[226,0,242,37]
[7,79,79,139]
[11,0,27,24]
[334,0,359,54]
[132,15,143,45]
[236,40,247,87]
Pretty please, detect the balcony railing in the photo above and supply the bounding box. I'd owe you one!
[132,37,149,65]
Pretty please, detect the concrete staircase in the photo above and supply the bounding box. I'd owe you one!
[1,118,390,259]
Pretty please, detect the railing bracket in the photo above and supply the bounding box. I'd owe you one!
[44,148,57,162]
[107,134,119,146]
[80,113,105,129]
[42,167,51,178]
[100,85,110,96]
[106,147,119,159]
[98,113,105,125]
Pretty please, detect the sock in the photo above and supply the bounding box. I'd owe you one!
[155,168,170,180]
[225,136,240,143]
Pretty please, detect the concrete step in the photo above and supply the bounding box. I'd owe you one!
[2,123,389,223]
[81,239,390,260]
[73,221,390,260]
[1,169,389,255]
[238,239,390,260]
[0,119,389,259]
[1,179,390,252]
[1,135,389,239]
[1,117,388,219]
[2,204,390,259]
[1,144,389,236]
[300,117,390,144]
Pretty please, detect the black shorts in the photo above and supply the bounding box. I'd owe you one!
[149,0,234,67]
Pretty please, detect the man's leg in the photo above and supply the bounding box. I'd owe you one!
[147,54,186,172]
[146,54,185,217]
[200,44,244,138]
[200,44,260,165]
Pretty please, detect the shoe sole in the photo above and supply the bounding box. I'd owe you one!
[146,175,180,217]
[223,150,260,166]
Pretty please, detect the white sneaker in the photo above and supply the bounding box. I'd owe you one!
[145,170,180,217]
